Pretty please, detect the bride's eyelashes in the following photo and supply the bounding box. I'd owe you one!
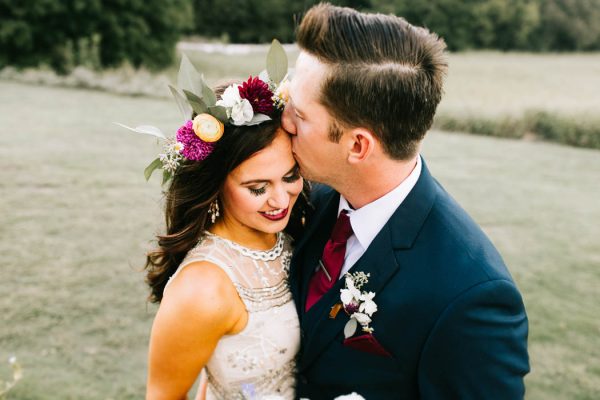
[248,186,267,196]
[283,169,301,183]
[247,169,301,196]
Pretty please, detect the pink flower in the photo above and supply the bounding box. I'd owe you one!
[176,120,216,161]
[238,76,274,115]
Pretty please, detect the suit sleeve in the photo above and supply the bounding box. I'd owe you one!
[418,279,530,400]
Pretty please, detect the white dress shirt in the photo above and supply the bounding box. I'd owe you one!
[337,155,422,278]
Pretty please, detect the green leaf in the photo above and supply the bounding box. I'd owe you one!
[178,53,202,95]
[144,158,163,181]
[246,113,272,126]
[208,105,229,123]
[169,85,193,121]
[162,169,173,185]
[115,123,166,139]
[183,89,208,115]
[201,76,217,107]
[266,39,288,85]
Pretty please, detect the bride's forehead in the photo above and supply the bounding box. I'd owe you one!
[231,136,294,178]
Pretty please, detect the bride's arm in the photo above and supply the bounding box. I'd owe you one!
[146,262,245,400]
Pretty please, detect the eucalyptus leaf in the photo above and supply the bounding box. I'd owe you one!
[169,85,193,121]
[183,89,208,115]
[162,169,173,185]
[266,39,288,85]
[245,113,272,126]
[144,158,163,181]
[344,318,358,339]
[201,76,217,107]
[178,53,202,95]
[208,105,229,123]
[115,123,166,139]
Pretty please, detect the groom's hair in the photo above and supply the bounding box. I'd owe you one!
[297,3,448,160]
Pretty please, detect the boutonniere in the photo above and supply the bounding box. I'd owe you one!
[337,271,378,338]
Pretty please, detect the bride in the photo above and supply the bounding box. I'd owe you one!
[130,53,307,399]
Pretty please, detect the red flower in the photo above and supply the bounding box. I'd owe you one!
[238,76,274,116]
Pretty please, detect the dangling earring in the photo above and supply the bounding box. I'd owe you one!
[208,199,220,224]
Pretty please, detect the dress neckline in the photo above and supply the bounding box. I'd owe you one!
[203,231,284,261]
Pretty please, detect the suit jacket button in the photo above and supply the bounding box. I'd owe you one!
[300,329,305,339]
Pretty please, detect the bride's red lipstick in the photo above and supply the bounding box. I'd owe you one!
[259,208,289,221]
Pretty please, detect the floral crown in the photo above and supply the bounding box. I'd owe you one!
[117,40,290,184]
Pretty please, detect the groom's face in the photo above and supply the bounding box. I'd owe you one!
[282,52,346,185]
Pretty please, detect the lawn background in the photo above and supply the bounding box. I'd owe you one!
[1,49,599,399]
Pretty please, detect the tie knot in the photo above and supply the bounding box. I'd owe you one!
[331,210,353,243]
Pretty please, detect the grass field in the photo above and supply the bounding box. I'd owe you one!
[1,73,599,399]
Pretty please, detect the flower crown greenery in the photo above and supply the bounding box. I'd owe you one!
[117,39,290,184]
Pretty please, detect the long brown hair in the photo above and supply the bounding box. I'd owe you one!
[145,113,309,303]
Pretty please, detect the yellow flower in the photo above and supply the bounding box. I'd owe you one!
[275,80,290,104]
[192,114,224,142]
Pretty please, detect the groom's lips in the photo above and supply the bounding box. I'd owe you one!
[259,208,289,221]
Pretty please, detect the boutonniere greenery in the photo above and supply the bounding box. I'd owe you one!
[339,271,378,338]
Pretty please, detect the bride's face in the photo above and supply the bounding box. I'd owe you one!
[220,128,303,235]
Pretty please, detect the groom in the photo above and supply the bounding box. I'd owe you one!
[283,4,530,399]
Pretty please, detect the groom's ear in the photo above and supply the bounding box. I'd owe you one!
[346,128,376,164]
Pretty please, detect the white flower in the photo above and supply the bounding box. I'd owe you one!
[216,84,254,125]
[352,312,371,326]
[170,141,184,153]
[230,98,254,125]
[344,275,361,299]
[8,356,16,364]
[340,288,354,305]
[359,291,377,316]
[216,84,242,108]
[334,392,366,400]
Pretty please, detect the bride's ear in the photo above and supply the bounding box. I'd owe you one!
[346,128,376,164]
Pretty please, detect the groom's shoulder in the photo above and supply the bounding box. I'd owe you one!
[418,182,512,281]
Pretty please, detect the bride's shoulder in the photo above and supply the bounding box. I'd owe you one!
[162,261,242,321]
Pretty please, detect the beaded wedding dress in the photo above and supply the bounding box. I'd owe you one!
[166,231,300,400]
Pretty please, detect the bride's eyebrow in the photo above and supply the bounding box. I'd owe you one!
[240,165,297,185]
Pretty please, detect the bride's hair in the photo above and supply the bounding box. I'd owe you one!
[145,86,309,303]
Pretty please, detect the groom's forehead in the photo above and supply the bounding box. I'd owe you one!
[291,52,328,104]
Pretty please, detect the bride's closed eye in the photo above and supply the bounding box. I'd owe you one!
[283,167,301,183]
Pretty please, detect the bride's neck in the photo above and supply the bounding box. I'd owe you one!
[209,219,277,250]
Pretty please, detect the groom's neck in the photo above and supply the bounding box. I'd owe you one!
[337,154,419,210]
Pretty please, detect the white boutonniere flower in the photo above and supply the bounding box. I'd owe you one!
[340,271,377,337]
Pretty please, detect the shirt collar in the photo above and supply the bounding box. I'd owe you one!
[338,155,422,251]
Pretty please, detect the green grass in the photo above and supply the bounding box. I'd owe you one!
[1,76,599,399]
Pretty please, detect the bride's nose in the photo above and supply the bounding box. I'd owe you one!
[267,185,290,209]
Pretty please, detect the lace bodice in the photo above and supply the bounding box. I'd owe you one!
[166,232,300,399]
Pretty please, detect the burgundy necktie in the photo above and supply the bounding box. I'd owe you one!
[305,210,353,311]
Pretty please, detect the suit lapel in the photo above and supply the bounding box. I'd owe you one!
[300,223,400,369]
[289,190,340,317]
[298,159,439,369]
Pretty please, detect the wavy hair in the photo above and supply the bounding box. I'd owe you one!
[145,97,309,303]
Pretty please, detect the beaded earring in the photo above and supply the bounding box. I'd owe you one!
[208,199,220,224]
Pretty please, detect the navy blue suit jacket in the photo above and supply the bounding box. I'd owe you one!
[289,159,529,399]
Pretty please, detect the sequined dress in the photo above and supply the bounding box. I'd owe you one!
[165,231,300,400]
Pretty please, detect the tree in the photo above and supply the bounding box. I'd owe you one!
[0,0,192,72]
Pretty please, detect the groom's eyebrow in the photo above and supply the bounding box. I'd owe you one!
[240,165,297,185]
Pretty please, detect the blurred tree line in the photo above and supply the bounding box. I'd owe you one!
[0,0,192,72]
[193,0,600,51]
[1,0,599,72]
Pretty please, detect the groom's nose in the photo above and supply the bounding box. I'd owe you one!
[281,105,297,135]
